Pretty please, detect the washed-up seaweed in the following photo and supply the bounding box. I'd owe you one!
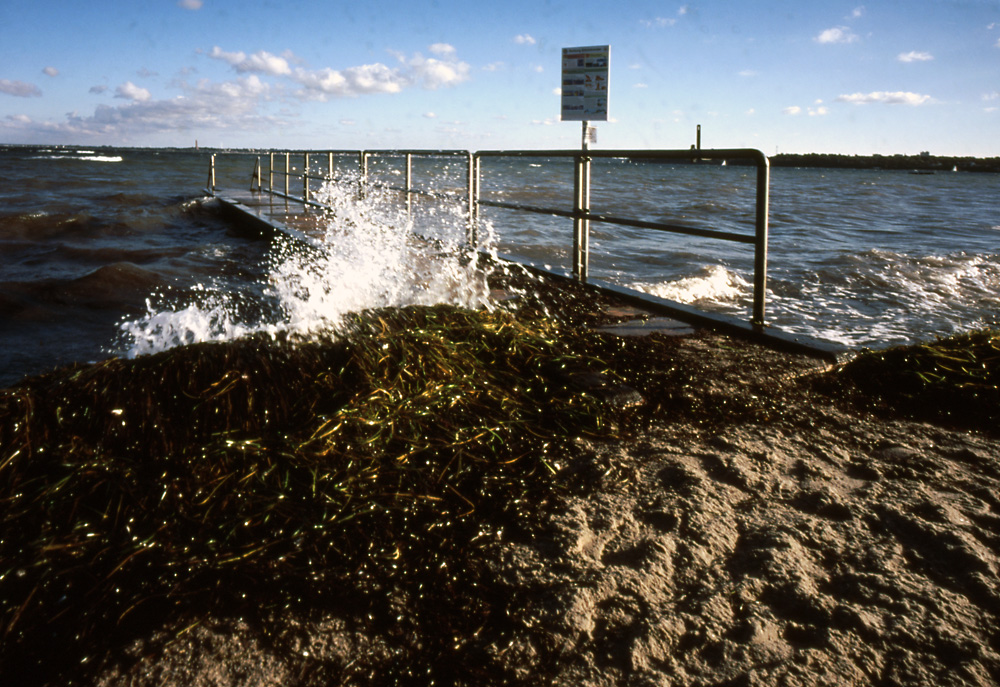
[0,304,618,685]
[820,328,1000,431]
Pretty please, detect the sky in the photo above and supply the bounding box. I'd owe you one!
[1,0,998,156]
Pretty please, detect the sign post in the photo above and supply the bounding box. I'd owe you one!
[560,44,610,148]
[561,45,608,280]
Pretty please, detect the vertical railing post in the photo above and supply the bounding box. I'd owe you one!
[752,154,770,327]
[207,153,216,194]
[466,152,477,246]
[251,157,261,192]
[268,152,274,192]
[405,153,413,217]
[572,153,591,281]
[358,151,368,199]
[328,152,334,182]
[303,152,310,201]
[470,153,481,247]
[284,153,290,197]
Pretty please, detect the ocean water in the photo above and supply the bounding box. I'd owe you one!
[1,145,998,388]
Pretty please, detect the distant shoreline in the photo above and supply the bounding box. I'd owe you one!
[3,144,999,173]
[769,152,1000,173]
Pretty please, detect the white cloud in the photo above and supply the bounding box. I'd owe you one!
[483,62,505,72]
[514,34,536,45]
[898,51,933,63]
[850,6,865,19]
[178,0,202,9]
[815,26,859,44]
[7,114,32,124]
[43,66,59,77]
[115,81,152,102]
[406,52,471,89]
[3,74,279,142]
[339,119,356,126]
[553,87,562,96]
[429,43,456,57]
[533,65,544,73]
[738,70,758,77]
[996,36,1000,48]
[982,92,999,101]
[643,6,687,28]
[836,91,933,105]
[531,117,558,125]
[208,44,470,100]
[3,43,472,143]
[423,112,437,118]
[633,83,648,89]
[0,79,42,97]
[642,17,677,28]
[209,47,292,76]
[294,63,404,97]
[782,104,826,116]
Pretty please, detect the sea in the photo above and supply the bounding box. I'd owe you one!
[1,145,998,388]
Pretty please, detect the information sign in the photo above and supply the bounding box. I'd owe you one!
[560,45,610,121]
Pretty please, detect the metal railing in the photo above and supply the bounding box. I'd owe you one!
[225,147,771,326]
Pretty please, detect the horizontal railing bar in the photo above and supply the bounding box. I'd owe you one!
[475,148,766,164]
[477,198,576,219]
[585,213,755,244]
[478,199,753,244]
[265,190,332,210]
[376,185,463,202]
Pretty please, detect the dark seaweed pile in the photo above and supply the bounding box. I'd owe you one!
[0,303,618,685]
[817,328,1000,433]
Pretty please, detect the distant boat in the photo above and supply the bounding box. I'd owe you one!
[721,160,727,167]
[953,165,958,172]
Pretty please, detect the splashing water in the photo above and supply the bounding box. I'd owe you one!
[119,177,498,357]
[628,265,750,304]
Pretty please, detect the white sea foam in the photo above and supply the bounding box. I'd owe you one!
[628,265,750,304]
[119,177,497,357]
[32,154,123,162]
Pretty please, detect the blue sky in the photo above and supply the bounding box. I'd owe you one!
[1,0,998,155]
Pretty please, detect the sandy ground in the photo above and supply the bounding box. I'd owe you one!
[80,327,1000,687]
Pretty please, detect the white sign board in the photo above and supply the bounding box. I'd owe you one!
[561,45,609,121]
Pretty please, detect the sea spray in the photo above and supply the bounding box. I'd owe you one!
[119,176,499,357]
[629,265,751,305]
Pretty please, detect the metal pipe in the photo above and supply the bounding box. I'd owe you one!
[753,158,770,326]
[359,151,368,199]
[471,154,481,246]
[572,153,591,281]
[466,152,476,245]
[284,153,290,197]
[268,152,273,192]
[405,153,413,217]
[303,153,310,201]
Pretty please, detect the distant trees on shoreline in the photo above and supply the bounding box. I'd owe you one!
[768,152,1000,173]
